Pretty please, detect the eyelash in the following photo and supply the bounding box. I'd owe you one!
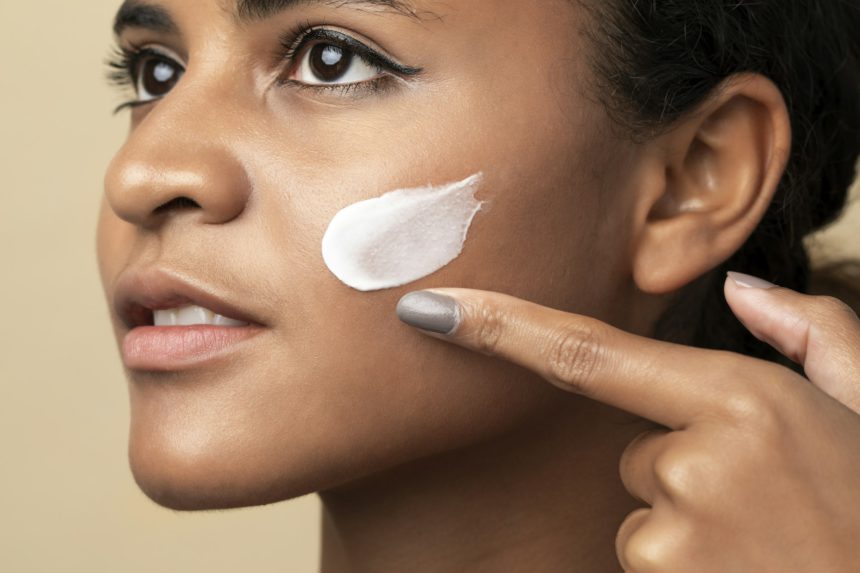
[105,22,423,112]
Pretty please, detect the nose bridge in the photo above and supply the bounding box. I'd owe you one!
[104,73,252,228]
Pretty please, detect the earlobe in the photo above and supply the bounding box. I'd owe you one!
[631,74,792,295]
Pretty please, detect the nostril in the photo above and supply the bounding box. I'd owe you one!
[154,196,201,215]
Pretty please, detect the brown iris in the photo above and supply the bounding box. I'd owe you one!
[138,56,180,98]
[308,43,353,82]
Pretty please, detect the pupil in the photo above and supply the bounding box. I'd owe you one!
[141,58,179,97]
[310,44,353,82]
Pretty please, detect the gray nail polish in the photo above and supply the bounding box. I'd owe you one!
[727,271,777,290]
[396,291,460,335]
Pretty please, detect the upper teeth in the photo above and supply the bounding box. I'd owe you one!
[153,305,249,327]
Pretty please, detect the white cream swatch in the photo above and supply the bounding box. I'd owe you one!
[322,173,486,292]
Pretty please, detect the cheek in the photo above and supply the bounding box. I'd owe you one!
[282,180,609,485]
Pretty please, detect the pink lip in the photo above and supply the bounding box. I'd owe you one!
[111,266,267,372]
[122,324,262,371]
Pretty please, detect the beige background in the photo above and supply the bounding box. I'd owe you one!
[0,1,856,571]
[0,2,320,571]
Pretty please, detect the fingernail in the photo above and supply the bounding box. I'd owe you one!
[727,271,777,290]
[396,291,460,335]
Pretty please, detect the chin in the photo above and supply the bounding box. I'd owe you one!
[124,402,409,512]
[128,444,316,511]
[126,416,329,511]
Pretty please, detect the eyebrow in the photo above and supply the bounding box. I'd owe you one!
[113,1,177,36]
[236,0,421,22]
[113,0,422,36]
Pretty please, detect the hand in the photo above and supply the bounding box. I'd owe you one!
[395,272,860,572]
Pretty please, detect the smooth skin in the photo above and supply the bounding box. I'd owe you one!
[407,276,860,572]
[97,0,857,571]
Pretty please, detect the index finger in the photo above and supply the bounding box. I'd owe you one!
[396,288,769,430]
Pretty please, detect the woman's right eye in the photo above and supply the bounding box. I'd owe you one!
[291,40,385,87]
[133,52,184,103]
[108,45,185,111]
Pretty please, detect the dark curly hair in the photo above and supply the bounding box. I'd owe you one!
[580,0,860,372]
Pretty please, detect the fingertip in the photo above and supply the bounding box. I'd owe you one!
[724,272,782,312]
[723,272,781,331]
[396,290,461,335]
[726,271,778,291]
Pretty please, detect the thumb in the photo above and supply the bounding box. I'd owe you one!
[724,271,860,411]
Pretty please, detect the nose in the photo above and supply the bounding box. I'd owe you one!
[104,102,251,228]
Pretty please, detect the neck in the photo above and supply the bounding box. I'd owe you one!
[318,400,649,573]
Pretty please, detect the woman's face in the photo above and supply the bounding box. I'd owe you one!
[98,0,644,509]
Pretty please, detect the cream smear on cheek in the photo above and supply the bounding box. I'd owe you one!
[322,173,486,292]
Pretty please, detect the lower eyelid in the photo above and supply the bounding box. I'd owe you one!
[283,74,397,99]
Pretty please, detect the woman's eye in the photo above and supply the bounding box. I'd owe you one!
[134,54,183,102]
[291,41,384,86]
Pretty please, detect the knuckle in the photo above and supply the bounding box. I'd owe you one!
[652,449,699,501]
[621,522,674,573]
[721,388,783,435]
[543,320,605,394]
[469,302,506,356]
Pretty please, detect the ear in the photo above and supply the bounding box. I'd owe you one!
[630,73,792,294]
